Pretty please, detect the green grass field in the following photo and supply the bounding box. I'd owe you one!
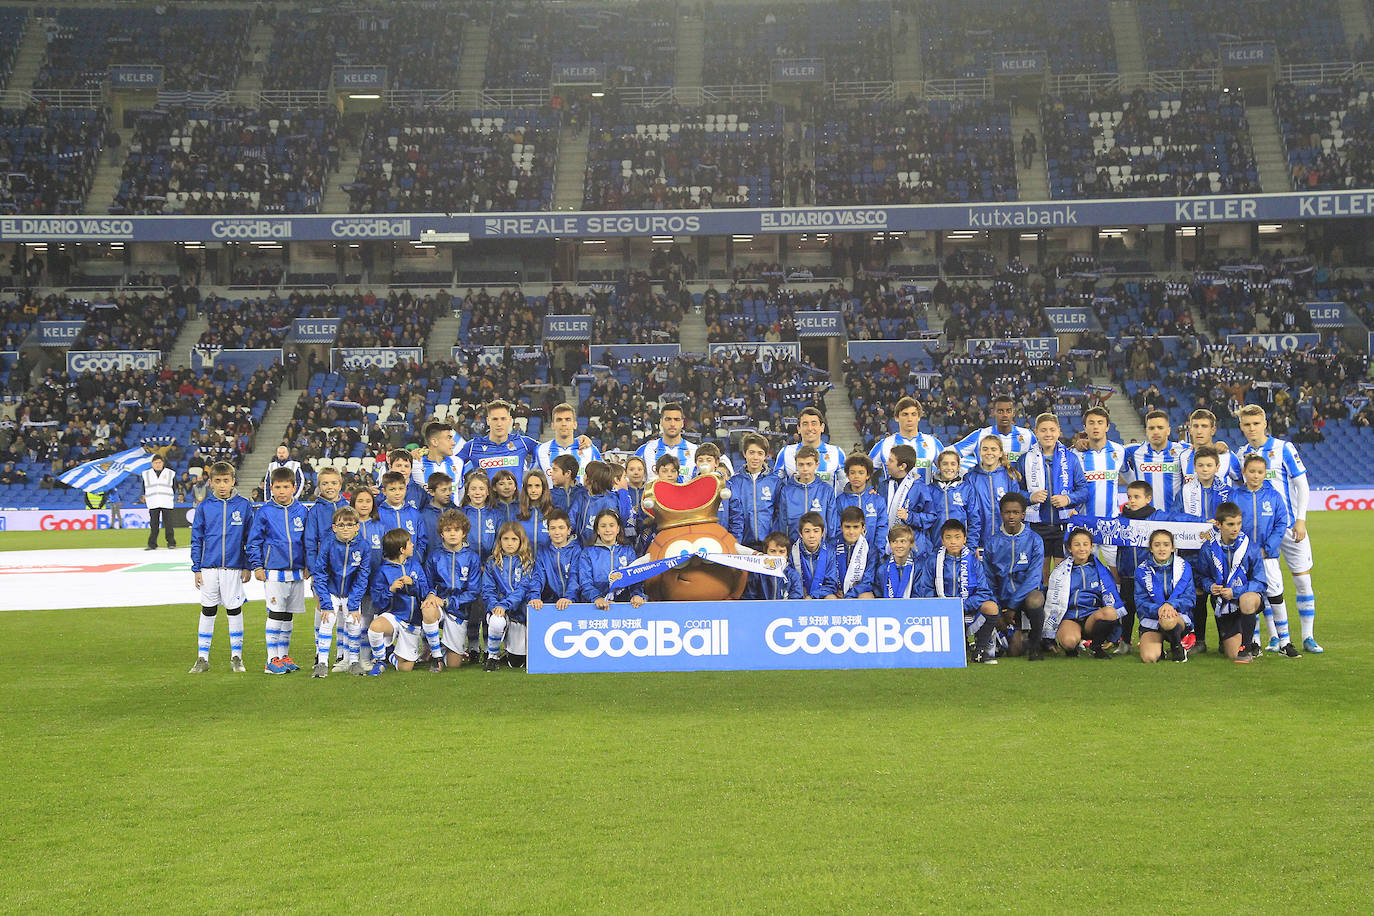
[3,515,1372,912]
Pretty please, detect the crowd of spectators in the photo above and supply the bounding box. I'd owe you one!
[1275,80,1374,192]
[703,1,892,85]
[11,288,195,355]
[197,294,298,350]
[487,1,676,88]
[545,283,683,345]
[702,283,848,342]
[347,108,558,214]
[0,107,106,215]
[583,103,786,209]
[263,6,468,91]
[35,7,250,91]
[2,363,279,496]
[113,107,339,215]
[1137,0,1348,70]
[460,287,546,348]
[916,0,1115,79]
[1042,88,1259,199]
[335,289,448,349]
[813,98,1017,205]
[580,348,830,456]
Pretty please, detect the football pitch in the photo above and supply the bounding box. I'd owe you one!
[2,515,1371,912]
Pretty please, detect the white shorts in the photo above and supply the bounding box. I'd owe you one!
[1279,530,1314,573]
[379,612,423,662]
[1096,545,1118,568]
[265,579,307,614]
[1262,558,1285,598]
[200,568,246,609]
[440,616,467,654]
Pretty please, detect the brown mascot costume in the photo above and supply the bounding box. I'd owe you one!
[641,473,749,602]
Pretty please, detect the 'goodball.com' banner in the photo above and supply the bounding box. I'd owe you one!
[528,598,966,674]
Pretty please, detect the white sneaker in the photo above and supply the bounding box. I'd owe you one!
[331,657,350,672]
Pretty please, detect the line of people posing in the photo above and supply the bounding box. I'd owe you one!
[186,394,1321,675]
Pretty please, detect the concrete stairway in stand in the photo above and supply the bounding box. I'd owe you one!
[1246,104,1291,194]
[238,389,305,495]
[552,127,588,211]
[167,313,209,371]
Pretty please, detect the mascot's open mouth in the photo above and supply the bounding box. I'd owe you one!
[653,475,718,512]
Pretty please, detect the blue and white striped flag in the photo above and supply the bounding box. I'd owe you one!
[58,441,173,493]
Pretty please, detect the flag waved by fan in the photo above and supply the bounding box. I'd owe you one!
[57,438,177,493]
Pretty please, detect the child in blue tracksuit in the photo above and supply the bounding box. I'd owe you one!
[189,461,255,672]
[419,472,458,564]
[491,470,522,525]
[481,521,538,669]
[788,512,838,599]
[875,523,928,599]
[828,454,887,556]
[579,461,624,546]
[303,467,348,564]
[1198,501,1268,662]
[1235,454,1295,654]
[1044,527,1124,658]
[351,487,384,663]
[366,528,442,674]
[980,492,1046,660]
[964,436,1020,554]
[831,506,877,598]
[427,509,483,669]
[1173,445,1233,654]
[745,531,803,600]
[730,433,783,550]
[460,471,500,561]
[377,471,427,560]
[775,446,836,542]
[926,448,982,551]
[695,444,745,542]
[575,509,646,608]
[247,467,312,674]
[918,519,1000,663]
[303,466,349,668]
[530,510,583,610]
[1016,415,1089,563]
[548,454,589,533]
[1114,479,1178,652]
[1134,528,1195,663]
[518,470,554,553]
[309,504,371,675]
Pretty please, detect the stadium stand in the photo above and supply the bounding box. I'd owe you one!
[346,108,559,213]
[1042,88,1260,199]
[813,99,1018,205]
[702,1,892,85]
[917,0,1115,79]
[0,107,107,215]
[263,6,467,91]
[583,103,786,209]
[487,1,677,89]
[1274,80,1374,191]
[113,107,339,215]
[1137,0,1348,70]
[19,290,192,356]
[0,9,28,91]
[35,7,251,90]
[0,364,279,506]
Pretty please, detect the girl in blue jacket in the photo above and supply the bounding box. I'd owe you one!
[480,522,537,670]
[964,435,1019,552]
[1045,527,1125,658]
[1134,529,1195,663]
[575,509,646,609]
[925,449,979,550]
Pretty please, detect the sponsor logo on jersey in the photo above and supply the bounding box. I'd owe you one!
[1083,470,1118,482]
[479,455,521,469]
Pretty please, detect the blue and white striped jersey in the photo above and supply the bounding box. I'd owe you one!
[868,431,945,483]
[1122,441,1185,512]
[1236,435,1308,521]
[953,425,1035,471]
[411,452,467,496]
[1179,444,1241,486]
[775,442,846,491]
[536,439,602,481]
[1078,441,1127,517]
[635,438,697,484]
